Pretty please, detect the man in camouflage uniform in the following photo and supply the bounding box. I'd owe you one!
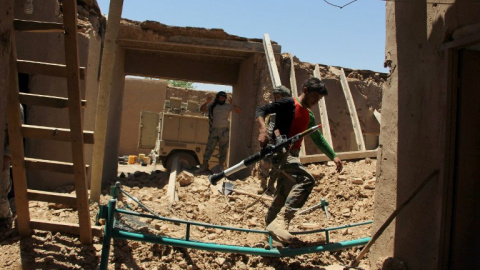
[256,78,343,244]
[198,91,241,172]
[257,85,292,194]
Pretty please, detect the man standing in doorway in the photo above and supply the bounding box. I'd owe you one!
[256,77,342,244]
[198,91,241,173]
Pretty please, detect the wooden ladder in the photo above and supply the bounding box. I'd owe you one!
[7,0,100,244]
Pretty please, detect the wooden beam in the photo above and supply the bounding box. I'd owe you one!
[30,219,103,237]
[19,92,86,108]
[22,124,94,144]
[25,157,89,174]
[289,53,306,156]
[17,60,86,80]
[373,109,381,124]
[7,27,32,236]
[167,157,179,203]
[440,32,480,50]
[14,19,63,32]
[62,0,92,244]
[340,68,366,151]
[90,0,125,203]
[123,46,247,60]
[0,0,12,187]
[314,64,334,149]
[118,36,280,54]
[262,33,281,88]
[27,189,77,206]
[300,150,377,164]
[13,19,83,33]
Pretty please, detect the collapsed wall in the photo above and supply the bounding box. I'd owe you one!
[251,53,385,155]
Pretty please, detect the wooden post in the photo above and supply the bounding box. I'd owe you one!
[340,68,366,151]
[62,0,92,244]
[7,33,32,236]
[167,157,179,203]
[313,64,334,149]
[262,33,281,88]
[90,0,124,203]
[0,0,13,169]
[4,0,32,235]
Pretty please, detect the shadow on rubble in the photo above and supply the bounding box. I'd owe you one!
[14,230,100,269]
[103,170,171,194]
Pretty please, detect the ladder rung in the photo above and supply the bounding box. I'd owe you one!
[19,92,86,108]
[30,219,103,237]
[25,158,89,174]
[22,124,94,144]
[27,189,76,206]
[17,60,86,80]
[14,19,64,33]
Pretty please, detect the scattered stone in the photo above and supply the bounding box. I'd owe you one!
[352,178,364,185]
[215,257,226,266]
[178,171,195,186]
[338,175,348,181]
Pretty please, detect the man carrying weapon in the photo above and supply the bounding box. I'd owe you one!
[255,77,342,245]
[257,85,292,195]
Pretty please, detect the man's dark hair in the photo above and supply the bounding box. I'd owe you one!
[216,91,228,99]
[302,77,328,96]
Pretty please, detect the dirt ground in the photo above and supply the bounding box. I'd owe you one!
[0,158,377,269]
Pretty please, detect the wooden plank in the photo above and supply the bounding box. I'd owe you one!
[0,0,12,182]
[440,32,480,50]
[62,0,92,244]
[90,0,125,203]
[17,60,86,80]
[13,19,83,33]
[289,53,299,96]
[27,189,77,206]
[262,33,281,88]
[19,92,86,108]
[25,157,89,174]
[340,68,366,151]
[167,157,179,203]
[289,53,306,156]
[7,28,32,236]
[30,219,103,237]
[22,124,94,144]
[314,64,334,149]
[300,150,377,164]
[373,109,381,124]
[14,19,64,32]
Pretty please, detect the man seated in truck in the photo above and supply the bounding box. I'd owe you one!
[197,91,242,173]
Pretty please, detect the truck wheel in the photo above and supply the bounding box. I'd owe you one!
[166,152,198,172]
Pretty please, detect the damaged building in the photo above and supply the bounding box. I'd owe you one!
[0,0,478,269]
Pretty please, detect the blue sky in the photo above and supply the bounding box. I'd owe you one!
[96,0,387,91]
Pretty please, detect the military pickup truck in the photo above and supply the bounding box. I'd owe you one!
[138,98,220,172]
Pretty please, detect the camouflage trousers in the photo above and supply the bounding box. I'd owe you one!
[203,127,229,165]
[0,162,12,219]
[265,152,316,225]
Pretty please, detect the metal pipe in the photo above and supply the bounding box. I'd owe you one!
[112,229,371,257]
[99,199,117,270]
